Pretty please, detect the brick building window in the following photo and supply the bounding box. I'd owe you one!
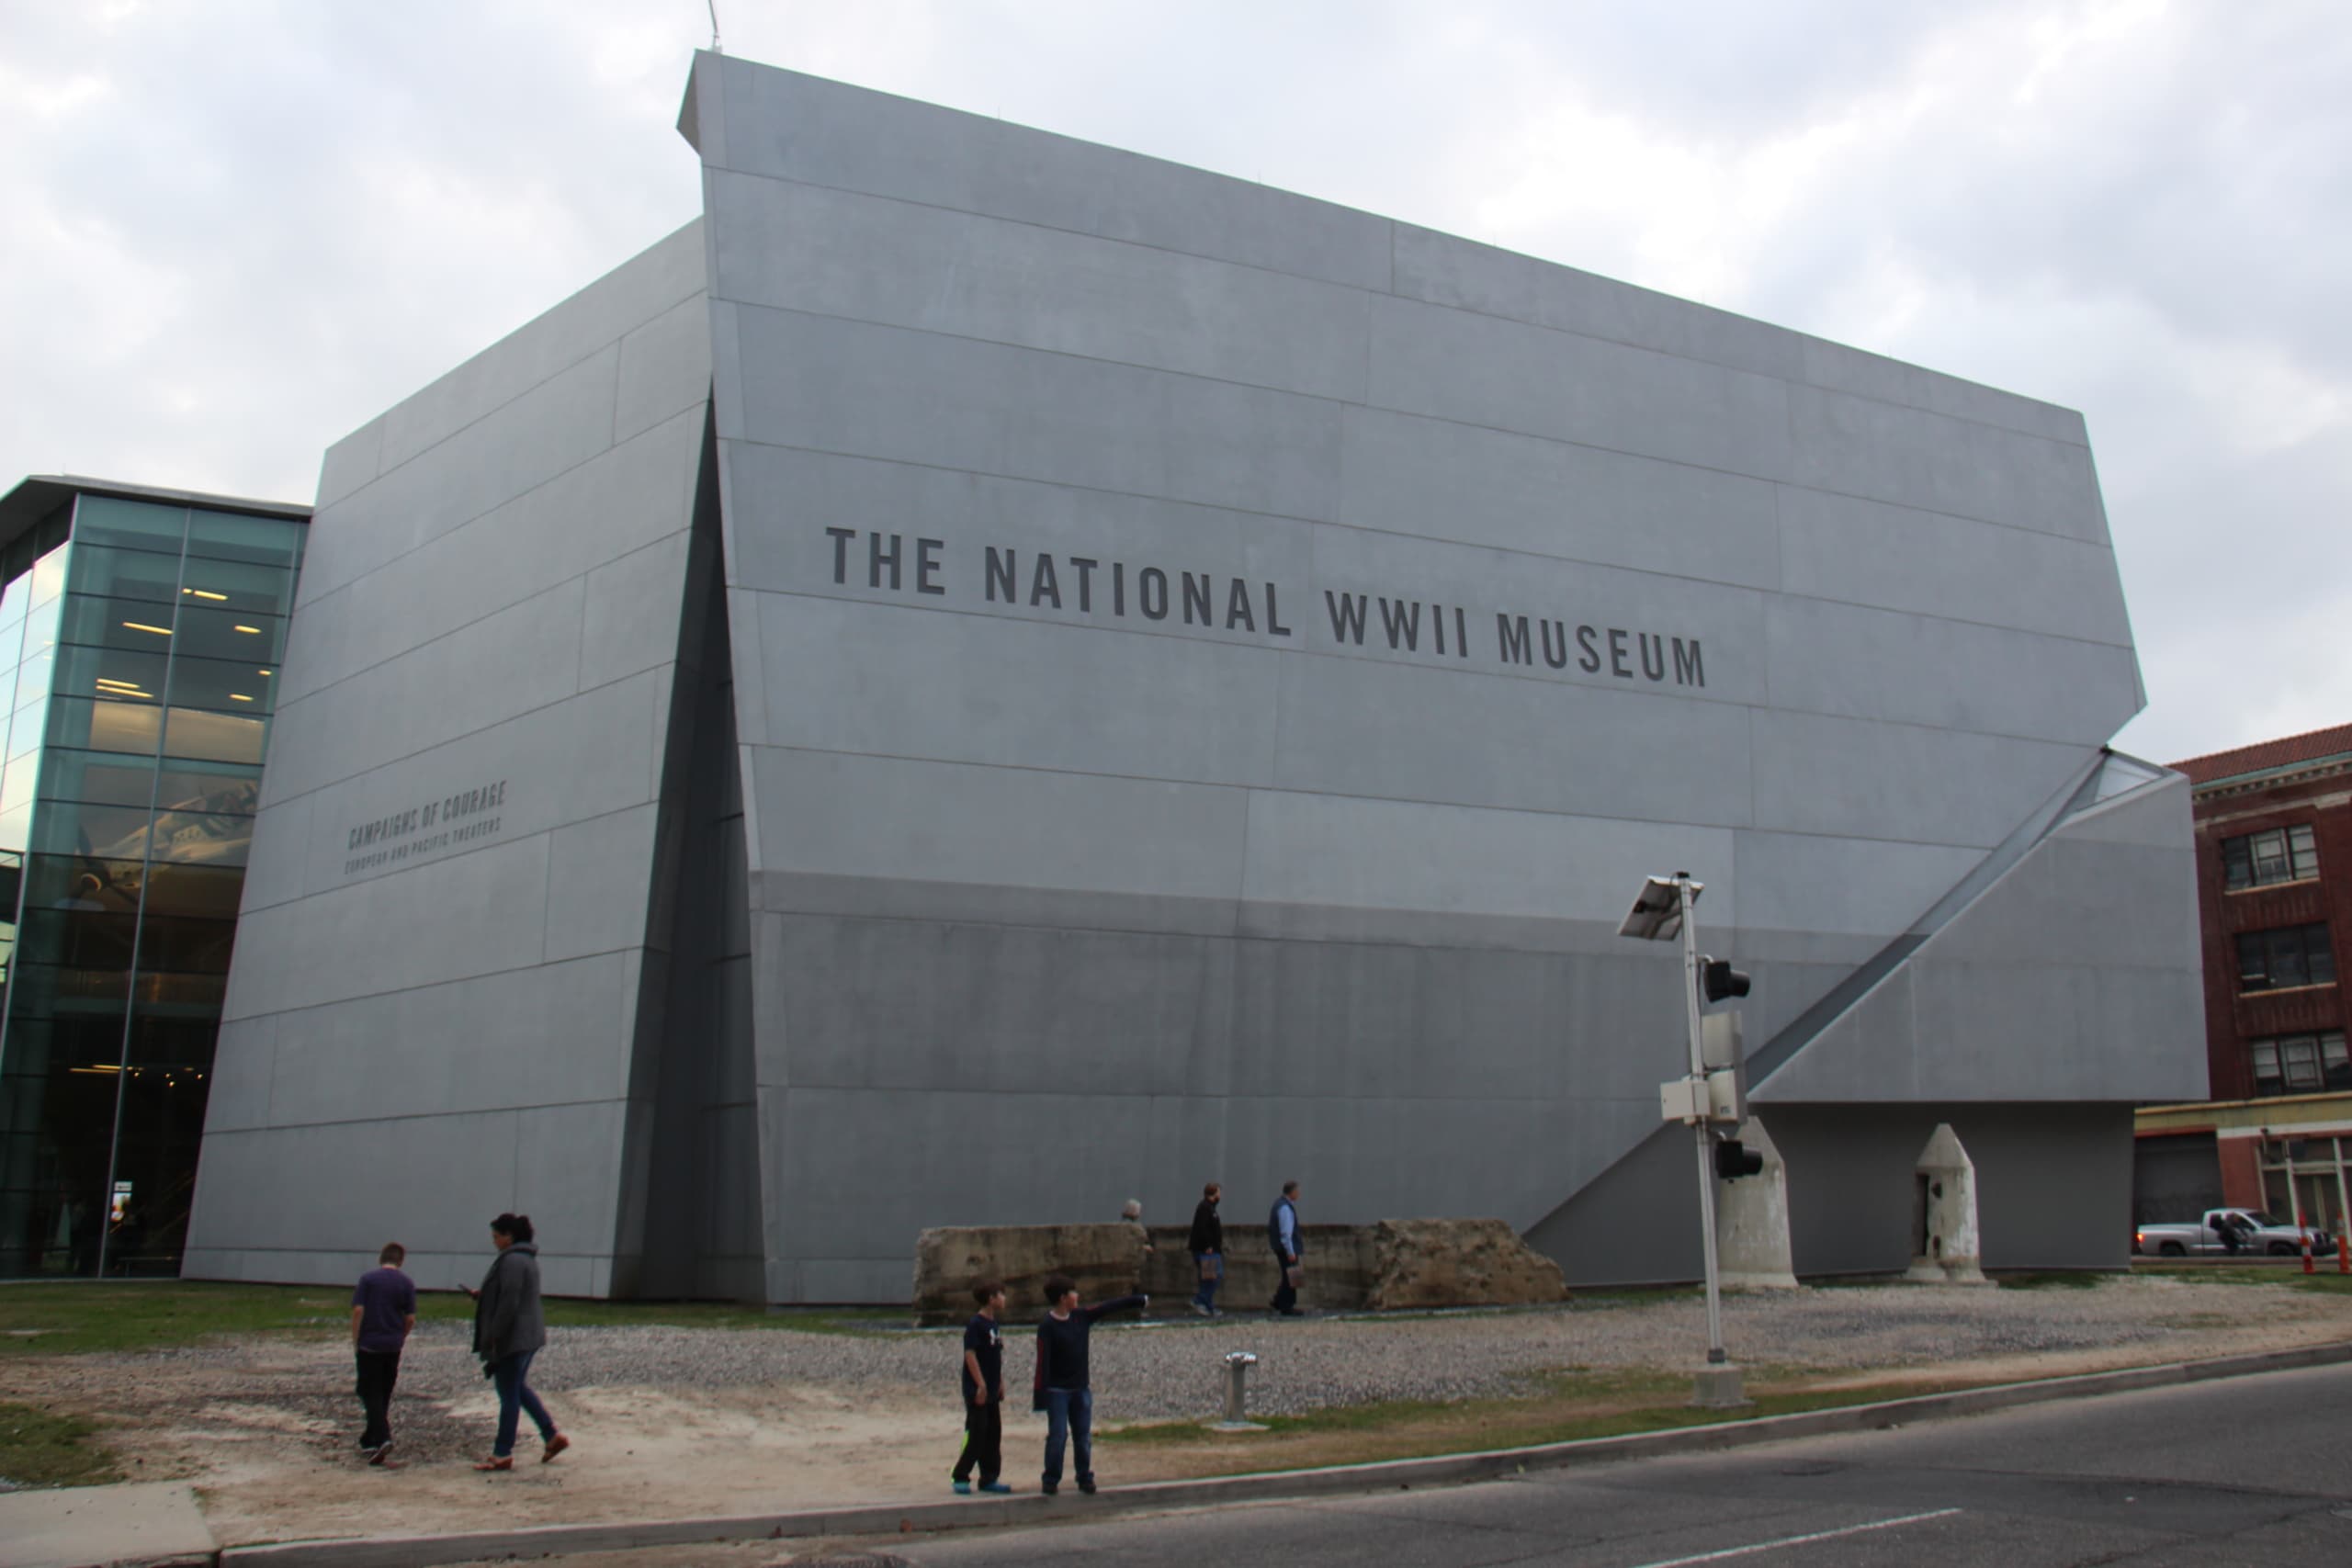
[2234,923,2337,991]
[2250,1031,2351,1096]
[2222,824,2319,890]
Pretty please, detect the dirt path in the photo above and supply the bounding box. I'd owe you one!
[5,1278,2346,1549]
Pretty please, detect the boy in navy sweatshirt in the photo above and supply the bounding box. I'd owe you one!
[1032,1273,1146,1495]
[952,1280,1012,1494]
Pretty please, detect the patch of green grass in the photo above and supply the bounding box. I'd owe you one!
[0,1401,121,1487]
[0,1282,909,1356]
[1101,1376,1982,1461]
[1994,1270,2108,1290]
[2132,1262,2352,1292]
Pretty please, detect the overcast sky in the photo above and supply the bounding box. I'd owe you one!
[3,0,2343,765]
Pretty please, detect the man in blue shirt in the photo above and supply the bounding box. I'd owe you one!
[350,1242,417,1465]
[1268,1181,1304,1316]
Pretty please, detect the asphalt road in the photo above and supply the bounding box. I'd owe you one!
[882,1362,2352,1567]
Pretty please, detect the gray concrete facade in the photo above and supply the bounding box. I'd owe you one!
[187,54,2203,1299]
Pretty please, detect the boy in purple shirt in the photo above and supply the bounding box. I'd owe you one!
[350,1243,417,1465]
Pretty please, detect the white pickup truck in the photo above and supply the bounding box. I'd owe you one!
[2134,1208,2333,1258]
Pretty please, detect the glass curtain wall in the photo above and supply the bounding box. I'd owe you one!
[0,494,304,1277]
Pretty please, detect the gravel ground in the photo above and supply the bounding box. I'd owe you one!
[81,1274,2343,1426]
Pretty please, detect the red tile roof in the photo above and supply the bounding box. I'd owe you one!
[2172,722,2352,785]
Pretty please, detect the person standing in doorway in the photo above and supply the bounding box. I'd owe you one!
[350,1242,416,1466]
[1268,1180,1304,1316]
[951,1280,1012,1495]
[464,1213,569,1471]
[1034,1273,1146,1495]
[1188,1182,1224,1316]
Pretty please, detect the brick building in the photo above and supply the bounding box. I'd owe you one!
[2135,723,2352,1232]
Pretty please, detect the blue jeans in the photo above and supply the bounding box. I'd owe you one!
[490,1348,557,1458]
[1042,1386,1092,1486]
[1192,1251,1222,1312]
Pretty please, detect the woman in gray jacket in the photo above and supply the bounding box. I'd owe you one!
[465,1213,569,1470]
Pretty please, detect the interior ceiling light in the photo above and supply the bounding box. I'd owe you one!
[123,621,172,636]
[258,668,272,676]
[229,694,253,703]
[233,625,261,634]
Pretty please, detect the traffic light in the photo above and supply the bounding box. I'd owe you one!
[1701,958,1750,1003]
[1713,1137,1764,1180]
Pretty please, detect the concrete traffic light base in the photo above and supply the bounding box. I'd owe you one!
[1690,1363,1753,1410]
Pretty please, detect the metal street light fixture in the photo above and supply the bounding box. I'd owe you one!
[1621,871,1750,1410]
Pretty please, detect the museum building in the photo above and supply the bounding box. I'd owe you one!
[160,53,2205,1302]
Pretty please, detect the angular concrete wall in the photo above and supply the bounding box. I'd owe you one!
[186,224,714,1294]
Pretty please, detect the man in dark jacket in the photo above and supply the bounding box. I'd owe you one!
[1187,1182,1224,1316]
[1034,1273,1146,1495]
[465,1213,568,1471]
[1268,1180,1303,1315]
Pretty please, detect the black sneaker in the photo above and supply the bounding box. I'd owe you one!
[1042,1482,1058,1495]
[1078,1478,1098,1495]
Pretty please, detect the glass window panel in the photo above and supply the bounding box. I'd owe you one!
[13,907,140,971]
[2290,825,2319,880]
[0,572,28,627]
[2325,1033,2351,1090]
[6,959,131,1008]
[185,511,303,569]
[164,653,273,716]
[56,593,185,654]
[0,754,35,815]
[46,695,164,759]
[69,497,187,556]
[2267,930,2309,988]
[12,649,53,709]
[2250,830,2289,884]
[51,645,167,709]
[21,853,147,913]
[176,557,297,617]
[2237,932,2268,989]
[62,543,182,605]
[132,863,243,921]
[131,915,240,975]
[2283,1037,2323,1090]
[170,604,286,664]
[2222,837,2252,890]
[39,750,163,810]
[153,761,262,815]
[29,542,70,607]
[160,705,266,766]
[146,812,251,868]
[19,593,61,659]
[2310,926,2338,987]
[28,801,159,863]
[9,695,50,759]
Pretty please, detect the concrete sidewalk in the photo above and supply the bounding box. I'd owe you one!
[0,1481,214,1568]
[12,1340,2351,1568]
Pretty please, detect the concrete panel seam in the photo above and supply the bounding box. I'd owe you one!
[220,1099,641,1135]
[267,651,678,809]
[706,169,2081,451]
[352,285,707,498]
[743,739,2049,855]
[296,407,705,645]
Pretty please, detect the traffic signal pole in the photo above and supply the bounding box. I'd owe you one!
[1676,875,1729,1374]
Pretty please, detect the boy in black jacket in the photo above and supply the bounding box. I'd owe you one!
[952,1280,1012,1494]
[1033,1273,1146,1495]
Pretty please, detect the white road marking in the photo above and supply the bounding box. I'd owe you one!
[1621,1507,1964,1567]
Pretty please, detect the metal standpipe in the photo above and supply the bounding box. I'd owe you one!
[1216,1349,1264,1431]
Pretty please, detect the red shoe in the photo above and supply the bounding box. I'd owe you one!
[541,1433,571,1464]
[473,1456,514,1472]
